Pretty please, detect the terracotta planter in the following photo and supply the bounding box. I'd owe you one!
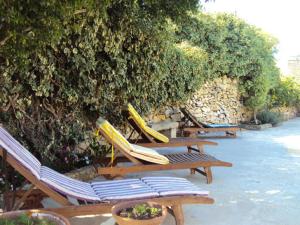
[0,209,70,225]
[112,201,167,225]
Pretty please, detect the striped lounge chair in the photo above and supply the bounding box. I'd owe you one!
[180,108,241,138]
[96,118,232,184]
[0,125,213,225]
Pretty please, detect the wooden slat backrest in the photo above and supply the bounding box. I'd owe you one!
[96,127,143,165]
[0,147,71,206]
[180,108,205,128]
[127,117,156,143]
[122,109,156,143]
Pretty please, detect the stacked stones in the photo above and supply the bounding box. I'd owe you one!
[149,76,252,124]
[185,76,251,124]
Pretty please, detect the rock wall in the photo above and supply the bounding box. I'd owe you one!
[148,77,300,125]
[271,106,298,121]
[149,76,252,124]
[184,76,251,124]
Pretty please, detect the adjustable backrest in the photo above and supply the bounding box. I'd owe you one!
[40,166,100,201]
[0,126,101,202]
[96,119,169,164]
[180,108,207,128]
[97,118,134,156]
[127,104,169,143]
[0,126,41,179]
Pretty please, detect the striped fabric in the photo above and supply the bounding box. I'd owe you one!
[141,177,209,196]
[91,179,159,201]
[0,127,41,178]
[40,166,100,201]
[0,126,209,203]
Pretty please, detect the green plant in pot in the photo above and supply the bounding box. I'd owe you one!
[0,210,70,225]
[112,201,167,225]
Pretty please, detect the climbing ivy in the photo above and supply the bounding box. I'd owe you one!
[0,0,280,170]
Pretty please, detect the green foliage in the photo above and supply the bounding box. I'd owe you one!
[0,0,106,62]
[0,0,203,170]
[0,213,55,225]
[256,111,282,126]
[269,77,300,107]
[0,1,280,171]
[119,203,162,220]
[175,12,280,111]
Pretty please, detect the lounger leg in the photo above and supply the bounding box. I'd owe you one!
[204,167,212,184]
[196,144,204,154]
[187,147,196,175]
[190,168,196,175]
[226,131,236,138]
[172,204,184,225]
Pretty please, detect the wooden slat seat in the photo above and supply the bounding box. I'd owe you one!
[0,125,214,225]
[96,119,232,184]
[180,107,241,138]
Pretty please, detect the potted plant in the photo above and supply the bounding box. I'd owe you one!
[112,201,167,225]
[0,209,70,225]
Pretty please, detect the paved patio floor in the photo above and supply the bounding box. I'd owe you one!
[70,118,300,225]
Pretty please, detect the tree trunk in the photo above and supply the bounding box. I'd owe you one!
[253,109,258,124]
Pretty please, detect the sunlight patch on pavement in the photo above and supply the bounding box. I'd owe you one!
[274,135,300,155]
[266,190,281,195]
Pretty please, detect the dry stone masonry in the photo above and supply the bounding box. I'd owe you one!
[149,76,298,125]
[184,76,251,124]
[149,76,252,124]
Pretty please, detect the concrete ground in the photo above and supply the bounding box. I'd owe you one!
[70,118,300,225]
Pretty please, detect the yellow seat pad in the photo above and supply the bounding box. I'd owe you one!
[97,118,169,165]
[127,104,169,143]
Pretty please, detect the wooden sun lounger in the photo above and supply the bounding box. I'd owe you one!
[180,108,241,138]
[0,125,213,225]
[124,106,218,153]
[96,120,232,184]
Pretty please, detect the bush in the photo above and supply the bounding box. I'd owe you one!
[256,111,282,125]
[175,12,280,118]
[269,77,300,108]
[0,1,280,171]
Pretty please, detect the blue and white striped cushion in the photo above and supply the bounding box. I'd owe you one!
[91,179,159,201]
[207,124,238,128]
[0,127,209,202]
[141,177,209,196]
[0,127,41,178]
[40,166,100,201]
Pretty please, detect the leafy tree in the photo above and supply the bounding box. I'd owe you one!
[269,77,300,108]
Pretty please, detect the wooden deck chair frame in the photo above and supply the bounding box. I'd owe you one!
[124,109,218,154]
[0,146,213,225]
[180,108,241,138]
[97,127,232,184]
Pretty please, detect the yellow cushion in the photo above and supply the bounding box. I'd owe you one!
[127,104,169,143]
[143,126,169,143]
[131,144,169,164]
[96,118,169,165]
[127,103,147,127]
[97,119,133,155]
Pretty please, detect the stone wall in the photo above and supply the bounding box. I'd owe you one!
[184,76,251,124]
[271,106,298,121]
[149,76,252,124]
[148,77,299,125]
